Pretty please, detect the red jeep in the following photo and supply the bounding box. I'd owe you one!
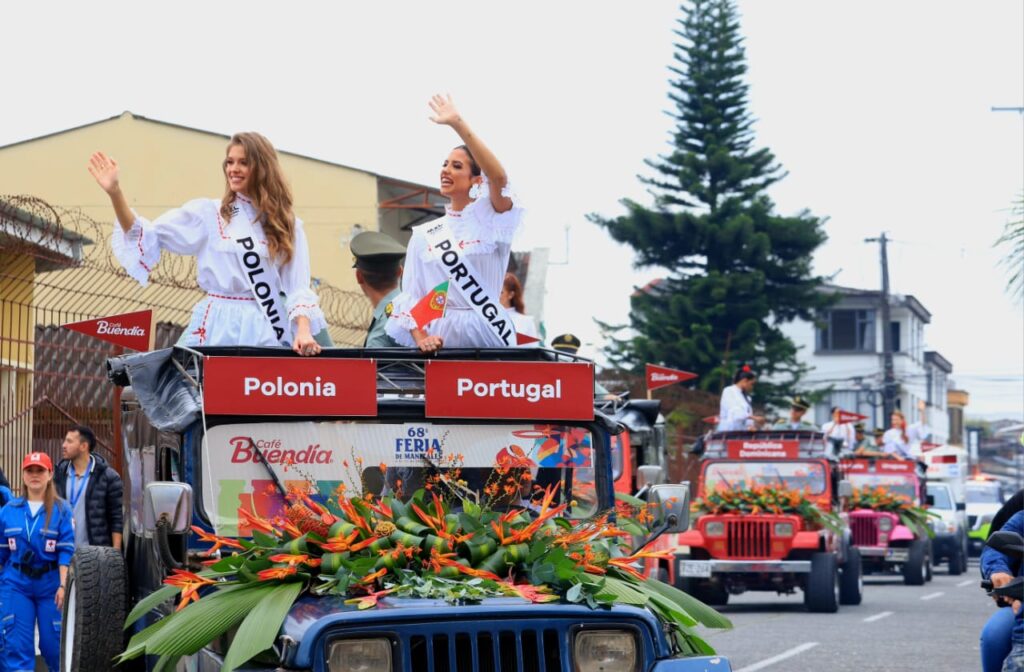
[842,458,933,585]
[674,430,863,613]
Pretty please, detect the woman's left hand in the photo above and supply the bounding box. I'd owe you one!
[428,93,462,126]
[55,585,65,610]
[292,328,322,357]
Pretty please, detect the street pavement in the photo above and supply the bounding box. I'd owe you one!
[701,560,996,672]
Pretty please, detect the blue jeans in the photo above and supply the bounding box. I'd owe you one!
[1004,639,1024,672]
[982,607,1016,672]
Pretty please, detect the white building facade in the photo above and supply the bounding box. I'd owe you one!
[779,285,952,444]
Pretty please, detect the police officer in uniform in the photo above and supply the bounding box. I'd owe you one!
[350,231,407,348]
[0,452,75,672]
[773,396,818,430]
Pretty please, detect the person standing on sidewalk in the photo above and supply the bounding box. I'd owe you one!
[54,425,123,550]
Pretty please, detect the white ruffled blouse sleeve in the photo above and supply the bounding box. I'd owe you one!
[110,198,209,286]
[280,219,327,335]
[464,183,524,245]
[384,230,428,347]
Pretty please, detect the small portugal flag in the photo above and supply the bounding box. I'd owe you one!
[410,281,449,329]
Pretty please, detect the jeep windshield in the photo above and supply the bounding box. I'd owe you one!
[965,483,1002,504]
[848,472,917,501]
[201,421,600,536]
[702,460,828,495]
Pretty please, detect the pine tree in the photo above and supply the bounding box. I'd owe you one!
[591,0,830,403]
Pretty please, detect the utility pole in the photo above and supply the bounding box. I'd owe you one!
[865,233,896,423]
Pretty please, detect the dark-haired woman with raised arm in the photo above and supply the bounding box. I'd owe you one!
[385,94,524,352]
[87,133,326,356]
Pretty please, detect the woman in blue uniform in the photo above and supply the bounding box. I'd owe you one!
[0,452,75,672]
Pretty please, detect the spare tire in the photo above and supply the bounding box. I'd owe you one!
[60,545,128,671]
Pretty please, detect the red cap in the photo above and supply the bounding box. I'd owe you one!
[22,452,53,471]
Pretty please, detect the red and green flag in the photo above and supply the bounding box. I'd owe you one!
[410,281,449,329]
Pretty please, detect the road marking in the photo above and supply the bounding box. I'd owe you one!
[735,642,820,672]
[862,611,894,623]
[921,591,945,601]
[957,579,975,588]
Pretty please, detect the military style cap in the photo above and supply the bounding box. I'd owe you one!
[854,422,866,432]
[790,395,811,411]
[350,231,407,273]
[873,427,885,437]
[550,333,582,354]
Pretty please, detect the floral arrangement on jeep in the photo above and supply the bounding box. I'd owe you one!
[849,486,936,536]
[119,445,731,671]
[691,482,843,533]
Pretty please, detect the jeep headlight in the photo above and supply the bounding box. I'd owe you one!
[878,516,893,532]
[575,630,638,672]
[705,521,725,537]
[328,638,391,672]
[773,522,794,537]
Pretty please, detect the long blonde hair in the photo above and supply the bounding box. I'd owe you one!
[220,132,296,264]
[22,475,60,528]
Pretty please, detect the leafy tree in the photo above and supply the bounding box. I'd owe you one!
[590,0,831,403]
[995,193,1023,301]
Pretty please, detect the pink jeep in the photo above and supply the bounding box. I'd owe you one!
[842,458,933,585]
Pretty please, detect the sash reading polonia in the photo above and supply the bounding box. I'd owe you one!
[232,211,290,346]
[423,219,517,346]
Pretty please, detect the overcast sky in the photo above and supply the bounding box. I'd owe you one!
[3,1,1022,419]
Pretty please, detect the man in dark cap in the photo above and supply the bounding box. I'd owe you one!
[773,395,818,430]
[350,231,407,347]
[853,425,887,456]
[550,333,582,354]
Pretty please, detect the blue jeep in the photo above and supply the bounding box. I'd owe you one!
[59,346,732,671]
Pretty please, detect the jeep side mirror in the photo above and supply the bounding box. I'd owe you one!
[837,480,854,499]
[636,465,663,491]
[956,502,966,511]
[144,482,193,534]
[648,482,690,534]
[926,494,935,507]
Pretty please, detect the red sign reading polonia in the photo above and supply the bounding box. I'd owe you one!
[726,439,800,459]
[63,309,155,351]
[645,363,698,392]
[837,409,868,424]
[425,360,594,421]
[203,357,377,416]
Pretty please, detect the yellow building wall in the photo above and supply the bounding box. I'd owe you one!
[0,113,378,294]
[0,251,35,369]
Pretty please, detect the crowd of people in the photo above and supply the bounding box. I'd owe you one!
[717,364,933,459]
[0,426,123,671]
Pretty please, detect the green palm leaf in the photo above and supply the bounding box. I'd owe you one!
[124,584,180,629]
[222,582,303,672]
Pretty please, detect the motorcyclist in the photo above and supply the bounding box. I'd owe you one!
[980,490,1024,672]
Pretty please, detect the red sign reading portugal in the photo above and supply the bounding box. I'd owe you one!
[726,439,800,459]
[426,360,594,421]
[63,309,155,351]
[203,357,377,416]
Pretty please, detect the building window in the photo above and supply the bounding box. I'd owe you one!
[818,309,875,352]
[891,322,901,352]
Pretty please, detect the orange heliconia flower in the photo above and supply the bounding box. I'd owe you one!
[257,566,298,581]
[190,526,244,555]
[163,569,217,611]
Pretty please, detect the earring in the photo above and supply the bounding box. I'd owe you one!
[468,182,484,200]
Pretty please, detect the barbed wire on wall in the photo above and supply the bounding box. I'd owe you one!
[0,195,371,339]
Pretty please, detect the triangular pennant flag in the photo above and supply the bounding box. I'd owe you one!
[646,363,698,392]
[515,332,541,345]
[836,409,868,424]
[409,281,449,330]
[63,309,155,351]
[702,415,719,425]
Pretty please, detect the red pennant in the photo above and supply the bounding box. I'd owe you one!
[63,310,155,352]
[921,441,942,452]
[836,409,868,424]
[645,363,698,392]
[516,332,541,345]
[702,415,719,425]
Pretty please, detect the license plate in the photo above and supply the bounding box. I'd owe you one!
[885,549,909,562]
[679,561,713,578]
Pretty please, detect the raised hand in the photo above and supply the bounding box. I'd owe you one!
[428,94,462,126]
[88,152,121,194]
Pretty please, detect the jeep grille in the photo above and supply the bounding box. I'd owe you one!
[726,519,772,558]
[407,629,562,671]
[851,516,879,546]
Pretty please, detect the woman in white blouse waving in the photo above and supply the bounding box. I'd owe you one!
[718,365,765,431]
[385,94,524,352]
[88,133,325,355]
